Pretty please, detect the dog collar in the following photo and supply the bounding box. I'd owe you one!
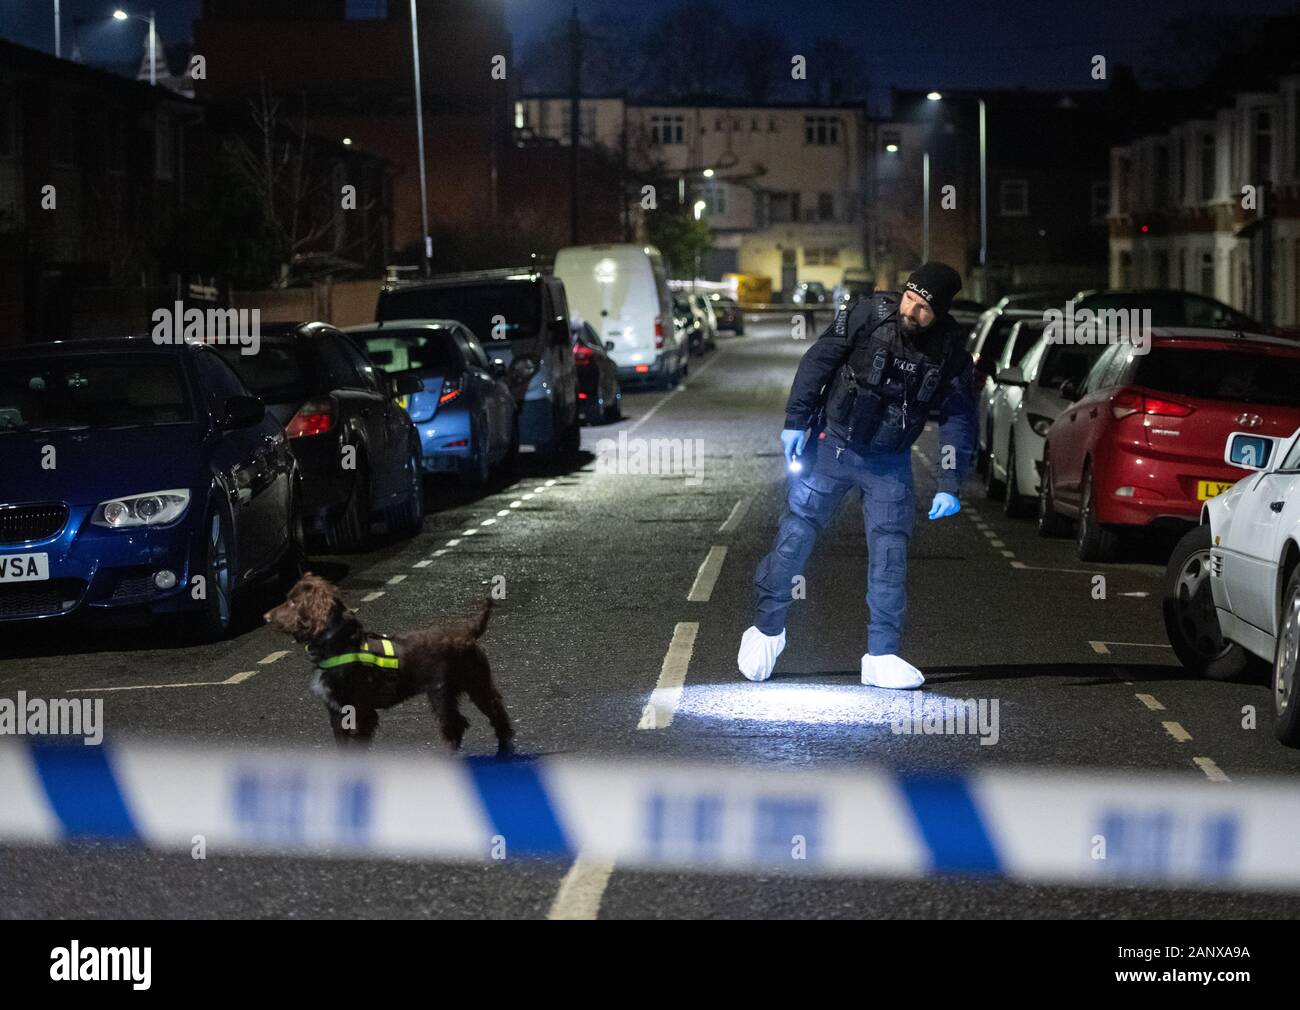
[316,636,399,670]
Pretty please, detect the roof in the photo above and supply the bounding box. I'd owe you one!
[1,336,200,356]
[381,268,546,292]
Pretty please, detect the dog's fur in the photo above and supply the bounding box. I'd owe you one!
[264,573,514,755]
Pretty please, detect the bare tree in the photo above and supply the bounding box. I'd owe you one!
[735,25,786,104]
[808,35,866,104]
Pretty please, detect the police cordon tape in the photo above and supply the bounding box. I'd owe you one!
[2,738,1299,890]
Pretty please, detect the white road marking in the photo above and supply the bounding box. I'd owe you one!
[533,486,548,494]
[481,518,496,526]
[463,528,478,536]
[1088,640,1173,655]
[623,347,728,437]
[638,622,699,730]
[445,538,461,547]
[71,669,259,692]
[1000,549,1016,558]
[497,509,511,517]
[1120,591,1151,598]
[1012,561,1100,575]
[387,575,407,585]
[509,500,523,508]
[413,559,433,568]
[521,493,535,501]
[1193,756,1230,782]
[432,549,448,557]
[258,651,290,665]
[990,539,1006,549]
[547,854,615,920]
[1135,693,1166,711]
[687,546,728,602]
[224,670,259,685]
[718,496,752,534]
[1162,720,1193,742]
[545,479,557,486]
[362,591,385,603]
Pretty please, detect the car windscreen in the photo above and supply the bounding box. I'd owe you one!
[1132,346,1300,406]
[377,282,540,344]
[0,353,192,432]
[1007,325,1045,367]
[1038,344,1101,390]
[352,329,462,374]
[978,316,1022,369]
[209,341,316,403]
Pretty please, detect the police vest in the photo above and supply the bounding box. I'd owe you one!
[313,634,407,707]
[820,292,964,453]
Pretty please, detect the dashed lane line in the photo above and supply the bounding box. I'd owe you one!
[687,546,728,602]
[1088,640,1173,656]
[70,669,259,692]
[1194,757,1230,782]
[637,622,699,730]
[1135,693,1166,711]
[547,854,616,920]
[258,651,290,665]
[1162,720,1193,743]
[361,591,385,603]
[718,496,752,534]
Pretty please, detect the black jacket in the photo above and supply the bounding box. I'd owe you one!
[782,292,979,496]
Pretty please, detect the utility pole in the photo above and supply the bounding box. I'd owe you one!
[569,4,581,245]
[409,0,432,276]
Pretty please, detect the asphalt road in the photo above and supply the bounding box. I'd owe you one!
[3,313,1299,919]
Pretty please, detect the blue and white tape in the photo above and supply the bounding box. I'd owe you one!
[3,739,1299,890]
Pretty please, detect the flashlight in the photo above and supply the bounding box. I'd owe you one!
[788,455,802,473]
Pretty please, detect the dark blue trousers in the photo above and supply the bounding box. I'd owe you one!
[753,435,916,656]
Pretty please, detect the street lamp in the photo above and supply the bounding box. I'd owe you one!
[927,90,988,267]
[693,199,706,221]
[112,8,157,87]
[408,0,433,276]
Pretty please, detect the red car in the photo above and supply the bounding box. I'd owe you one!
[1038,329,1300,560]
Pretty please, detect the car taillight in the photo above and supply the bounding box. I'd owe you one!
[286,398,336,438]
[573,342,594,365]
[1112,389,1194,420]
[439,376,463,405]
[654,316,664,349]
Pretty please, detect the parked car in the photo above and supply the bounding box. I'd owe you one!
[832,278,876,309]
[1038,329,1300,560]
[572,320,622,425]
[553,243,685,390]
[710,294,745,335]
[948,297,988,332]
[1162,428,1300,747]
[985,323,1106,517]
[675,295,708,357]
[343,320,517,484]
[967,307,1041,466]
[0,337,303,638]
[994,290,1078,313]
[688,293,719,351]
[377,268,581,456]
[209,322,424,552]
[791,281,828,305]
[1071,288,1263,332]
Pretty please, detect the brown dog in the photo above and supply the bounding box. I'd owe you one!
[264,573,514,755]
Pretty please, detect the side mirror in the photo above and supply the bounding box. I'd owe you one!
[1059,379,1081,402]
[1224,431,1277,472]
[604,340,615,352]
[490,358,507,378]
[550,317,570,345]
[388,373,422,397]
[219,394,264,430]
[995,365,1025,387]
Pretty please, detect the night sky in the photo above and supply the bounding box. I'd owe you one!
[2,0,1299,107]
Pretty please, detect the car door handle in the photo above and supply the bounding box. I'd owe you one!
[1271,500,1285,513]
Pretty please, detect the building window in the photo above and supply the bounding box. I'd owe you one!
[1199,132,1215,201]
[817,192,834,221]
[715,117,722,130]
[767,191,799,223]
[1254,108,1273,183]
[154,112,174,180]
[804,247,840,266]
[1000,179,1028,216]
[513,101,526,130]
[804,115,840,145]
[649,114,685,145]
[1090,180,1108,225]
[702,181,727,215]
[1200,251,1215,296]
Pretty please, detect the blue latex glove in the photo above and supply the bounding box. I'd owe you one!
[780,428,809,464]
[928,491,961,520]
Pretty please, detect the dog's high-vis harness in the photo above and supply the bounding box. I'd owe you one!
[314,635,399,670]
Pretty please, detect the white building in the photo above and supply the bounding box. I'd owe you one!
[516,95,866,296]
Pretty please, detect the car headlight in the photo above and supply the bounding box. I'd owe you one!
[92,489,191,529]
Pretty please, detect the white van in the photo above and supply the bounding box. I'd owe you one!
[553,244,685,389]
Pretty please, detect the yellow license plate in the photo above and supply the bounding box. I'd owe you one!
[1196,480,1234,500]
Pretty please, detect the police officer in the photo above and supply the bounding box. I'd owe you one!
[738,262,978,689]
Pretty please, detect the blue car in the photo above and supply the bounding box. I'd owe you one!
[0,338,303,638]
[343,320,517,483]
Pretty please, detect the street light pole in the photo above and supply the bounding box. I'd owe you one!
[922,151,930,262]
[147,8,156,87]
[53,0,61,58]
[978,97,987,267]
[409,0,432,277]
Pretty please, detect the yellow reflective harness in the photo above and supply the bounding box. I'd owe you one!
[314,635,399,670]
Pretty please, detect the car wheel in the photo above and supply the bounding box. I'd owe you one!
[1274,566,1300,745]
[191,505,235,641]
[1036,456,1070,538]
[1076,465,1119,562]
[605,386,622,423]
[1162,524,1248,681]
[391,444,425,536]
[984,442,1006,499]
[460,420,492,484]
[325,453,372,552]
[1003,437,1033,518]
[560,410,582,458]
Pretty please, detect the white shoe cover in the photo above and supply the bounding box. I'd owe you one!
[861,653,925,690]
[738,626,786,682]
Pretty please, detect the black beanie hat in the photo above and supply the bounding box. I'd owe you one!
[905,261,962,317]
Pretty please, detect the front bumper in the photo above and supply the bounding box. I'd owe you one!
[0,503,203,624]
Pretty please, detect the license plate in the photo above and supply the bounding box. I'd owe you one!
[1196,480,1235,501]
[0,552,50,582]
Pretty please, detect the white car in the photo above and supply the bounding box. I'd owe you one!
[968,307,1040,468]
[984,326,1106,517]
[1162,428,1300,746]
